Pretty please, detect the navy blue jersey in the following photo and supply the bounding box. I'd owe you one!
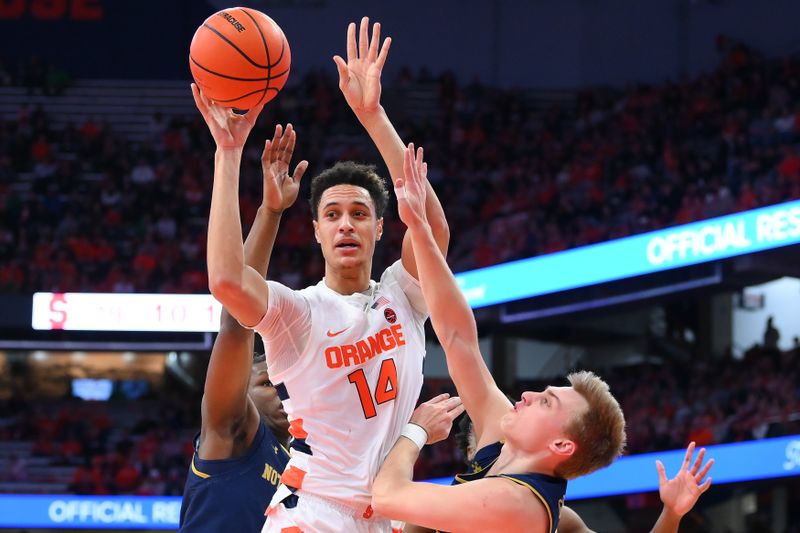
[453,442,566,533]
[179,421,290,532]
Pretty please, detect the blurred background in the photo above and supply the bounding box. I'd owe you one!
[1,0,800,531]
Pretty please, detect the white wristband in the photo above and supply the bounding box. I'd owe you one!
[400,423,428,451]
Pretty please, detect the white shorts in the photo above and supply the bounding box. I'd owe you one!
[261,489,393,533]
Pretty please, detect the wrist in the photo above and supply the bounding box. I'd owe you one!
[400,423,428,450]
[354,105,387,125]
[259,204,285,217]
[215,146,243,159]
[660,506,683,524]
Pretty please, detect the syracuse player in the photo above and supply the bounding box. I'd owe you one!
[192,17,448,533]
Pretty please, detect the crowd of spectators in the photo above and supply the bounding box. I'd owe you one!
[0,389,197,496]
[2,42,800,293]
[2,339,796,495]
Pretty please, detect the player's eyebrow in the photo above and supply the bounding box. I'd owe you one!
[322,200,371,211]
[544,387,561,407]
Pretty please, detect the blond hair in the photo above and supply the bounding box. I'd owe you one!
[554,371,626,480]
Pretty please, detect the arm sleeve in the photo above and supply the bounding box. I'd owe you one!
[249,281,311,376]
[384,260,428,317]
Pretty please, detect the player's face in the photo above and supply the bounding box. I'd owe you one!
[249,362,290,442]
[501,386,587,456]
[313,185,383,271]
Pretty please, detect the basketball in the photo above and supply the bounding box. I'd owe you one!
[189,7,291,109]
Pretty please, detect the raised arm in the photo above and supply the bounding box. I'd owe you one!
[199,126,307,458]
[193,85,305,327]
[394,145,511,448]
[334,17,449,278]
[650,442,714,533]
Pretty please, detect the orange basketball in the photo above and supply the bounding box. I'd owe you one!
[189,7,291,109]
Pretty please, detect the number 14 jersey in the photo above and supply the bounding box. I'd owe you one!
[253,261,427,511]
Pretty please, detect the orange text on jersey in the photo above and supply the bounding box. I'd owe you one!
[325,324,406,368]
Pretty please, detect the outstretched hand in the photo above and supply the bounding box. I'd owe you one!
[411,393,465,445]
[261,123,309,214]
[333,16,391,115]
[656,442,714,517]
[395,143,429,229]
[191,83,264,151]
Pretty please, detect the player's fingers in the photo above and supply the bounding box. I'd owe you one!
[190,83,205,111]
[292,160,309,182]
[421,161,428,180]
[425,393,450,404]
[699,477,712,493]
[286,128,297,162]
[655,460,667,484]
[376,37,391,71]
[270,124,283,160]
[262,139,273,163]
[402,145,414,180]
[283,124,295,162]
[404,143,419,183]
[244,103,264,125]
[451,404,466,419]
[681,442,695,471]
[442,396,462,410]
[696,458,714,482]
[359,16,369,58]
[368,22,381,61]
[333,56,350,85]
[346,22,357,62]
[690,448,706,475]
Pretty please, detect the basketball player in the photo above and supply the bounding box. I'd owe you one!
[191,16,448,533]
[179,123,303,531]
[372,146,627,533]
[403,416,712,533]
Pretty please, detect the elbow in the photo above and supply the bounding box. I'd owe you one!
[370,492,391,518]
[208,275,244,304]
[370,478,396,517]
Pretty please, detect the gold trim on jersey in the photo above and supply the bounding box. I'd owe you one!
[497,475,553,533]
[190,454,211,479]
[279,443,291,458]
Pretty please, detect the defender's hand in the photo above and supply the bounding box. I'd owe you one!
[656,442,714,517]
[395,143,429,229]
[410,393,465,445]
[333,16,391,115]
[261,123,309,214]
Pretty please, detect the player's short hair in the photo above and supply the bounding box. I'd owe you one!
[555,371,626,480]
[309,161,389,219]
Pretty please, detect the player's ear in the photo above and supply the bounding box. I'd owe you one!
[549,438,576,457]
[375,217,384,241]
[312,220,321,243]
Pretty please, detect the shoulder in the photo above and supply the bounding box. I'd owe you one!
[379,260,416,287]
[459,477,551,532]
[495,473,566,532]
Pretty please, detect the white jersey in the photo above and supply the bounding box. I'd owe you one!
[253,261,427,511]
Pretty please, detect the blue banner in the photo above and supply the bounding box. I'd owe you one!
[454,199,800,308]
[0,495,182,529]
[427,434,800,500]
[1,436,799,527]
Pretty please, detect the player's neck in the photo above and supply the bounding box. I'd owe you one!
[323,263,372,295]
[490,441,558,478]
